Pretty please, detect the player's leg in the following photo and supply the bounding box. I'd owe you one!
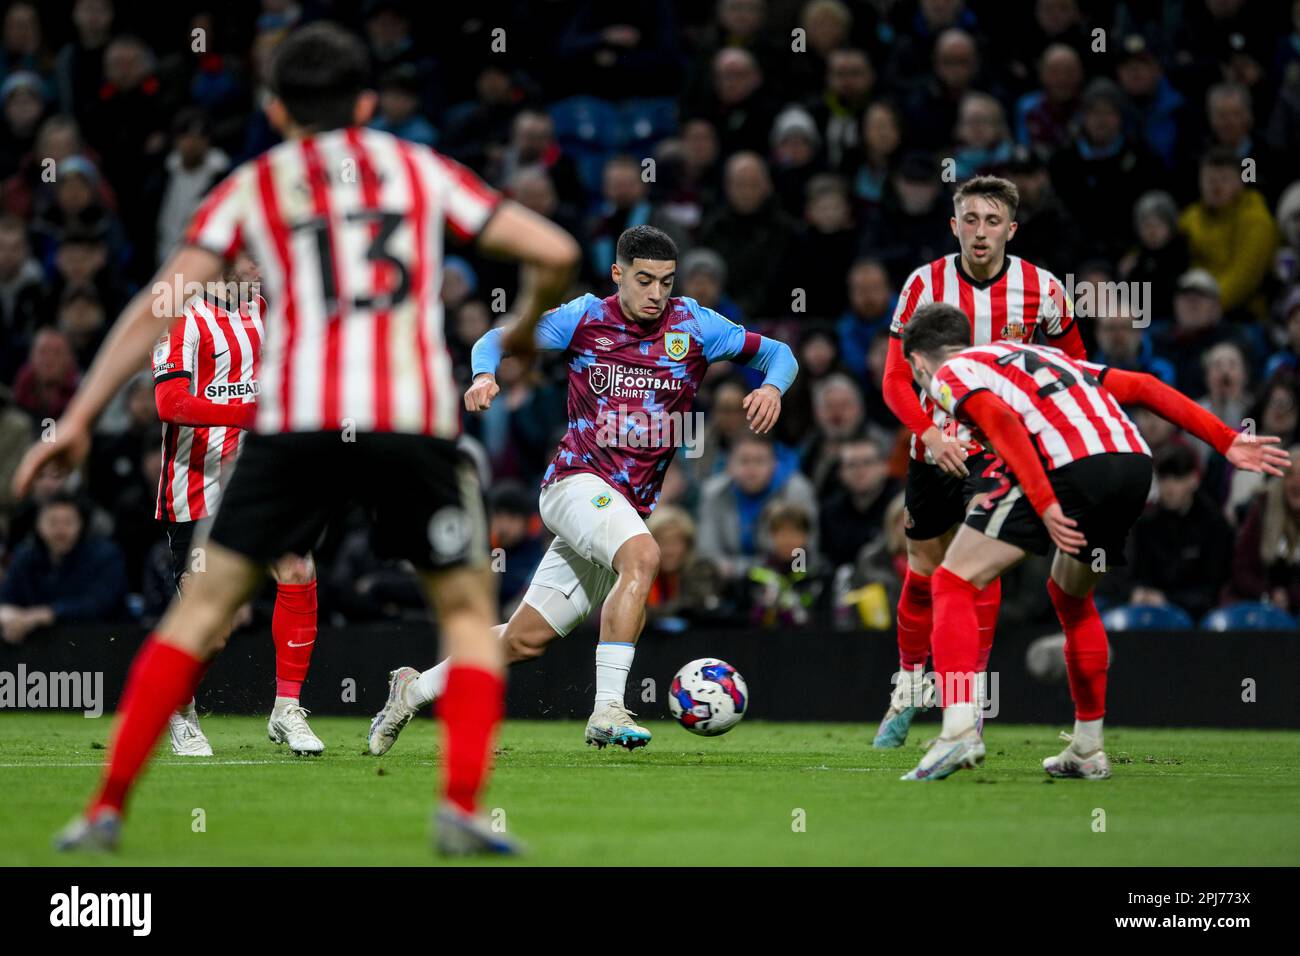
[1041,550,1112,780]
[582,530,657,746]
[902,524,1025,780]
[875,459,958,748]
[163,519,214,757]
[266,552,324,754]
[1037,452,1151,779]
[367,535,603,756]
[56,543,265,850]
[363,434,519,854]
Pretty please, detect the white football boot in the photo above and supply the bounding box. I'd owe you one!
[267,700,325,755]
[434,801,523,857]
[54,808,122,853]
[873,668,936,748]
[1043,731,1111,780]
[168,706,213,756]
[369,667,420,756]
[584,701,652,750]
[901,729,986,781]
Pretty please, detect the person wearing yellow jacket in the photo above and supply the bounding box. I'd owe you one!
[1179,146,1279,322]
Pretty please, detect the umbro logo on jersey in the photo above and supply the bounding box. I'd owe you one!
[594,337,614,349]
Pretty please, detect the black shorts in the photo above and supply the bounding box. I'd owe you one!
[963,452,1152,564]
[903,451,999,540]
[208,431,487,572]
[165,518,212,592]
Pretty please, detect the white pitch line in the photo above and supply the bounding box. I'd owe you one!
[0,759,312,768]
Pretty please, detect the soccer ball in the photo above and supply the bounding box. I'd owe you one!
[668,658,748,736]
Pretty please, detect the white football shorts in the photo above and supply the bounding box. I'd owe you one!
[522,472,651,637]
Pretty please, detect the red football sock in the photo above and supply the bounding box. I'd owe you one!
[930,567,981,706]
[1047,578,1108,720]
[975,578,1001,672]
[272,581,317,701]
[896,568,933,670]
[90,636,205,816]
[437,665,504,814]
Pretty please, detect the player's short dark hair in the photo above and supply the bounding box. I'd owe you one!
[270,23,371,131]
[953,175,1019,219]
[901,303,972,359]
[616,225,677,266]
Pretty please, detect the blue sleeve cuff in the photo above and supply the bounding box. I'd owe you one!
[470,327,505,378]
[747,337,798,395]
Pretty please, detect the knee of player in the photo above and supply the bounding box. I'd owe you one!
[274,554,315,585]
[618,536,661,584]
[507,630,548,661]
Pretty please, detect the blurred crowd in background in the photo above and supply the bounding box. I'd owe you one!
[3,0,1300,642]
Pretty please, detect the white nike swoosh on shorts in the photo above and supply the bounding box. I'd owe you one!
[287,641,315,648]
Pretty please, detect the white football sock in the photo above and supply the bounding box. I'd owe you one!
[272,695,297,714]
[942,702,978,738]
[1073,717,1104,754]
[594,642,636,706]
[407,661,448,709]
[177,698,197,718]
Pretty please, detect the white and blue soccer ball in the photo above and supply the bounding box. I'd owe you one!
[668,658,749,736]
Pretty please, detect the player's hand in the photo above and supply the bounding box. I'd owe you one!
[743,384,781,434]
[11,419,91,498]
[1042,502,1086,555]
[464,374,500,412]
[921,426,972,478]
[1225,433,1291,477]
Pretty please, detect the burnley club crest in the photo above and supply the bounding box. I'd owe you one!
[664,331,690,360]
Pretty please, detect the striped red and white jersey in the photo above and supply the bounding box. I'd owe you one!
[890,253,1078,461]
[184,127,500,437]
[153,294,265,521]
[929,342,1150,470]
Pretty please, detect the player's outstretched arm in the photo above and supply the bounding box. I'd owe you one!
[740,336,796,434]
[12,246,224,497]
[1102,368,1290,476]
[476,201,581,360]
[464,297,586,412]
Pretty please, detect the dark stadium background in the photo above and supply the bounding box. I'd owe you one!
[0,0,1298,724]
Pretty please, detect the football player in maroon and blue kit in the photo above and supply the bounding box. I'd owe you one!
[369,225,798,754]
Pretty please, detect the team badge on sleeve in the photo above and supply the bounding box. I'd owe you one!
[152,334,170,368]
[664,331,689,359]
[937,381,956,413]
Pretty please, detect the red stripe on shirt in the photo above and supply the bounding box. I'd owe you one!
[396,140,435,433]
[185,319,213,516]
[931,257,946,302]
[346,128,393,432]
[301,138,343,429]
[990,268,1007,337]
[1021,260,1040,332]
[972,352,1092,464]
[256,153,295,431]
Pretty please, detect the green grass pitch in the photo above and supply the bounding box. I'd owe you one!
[1,713,1296,866]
